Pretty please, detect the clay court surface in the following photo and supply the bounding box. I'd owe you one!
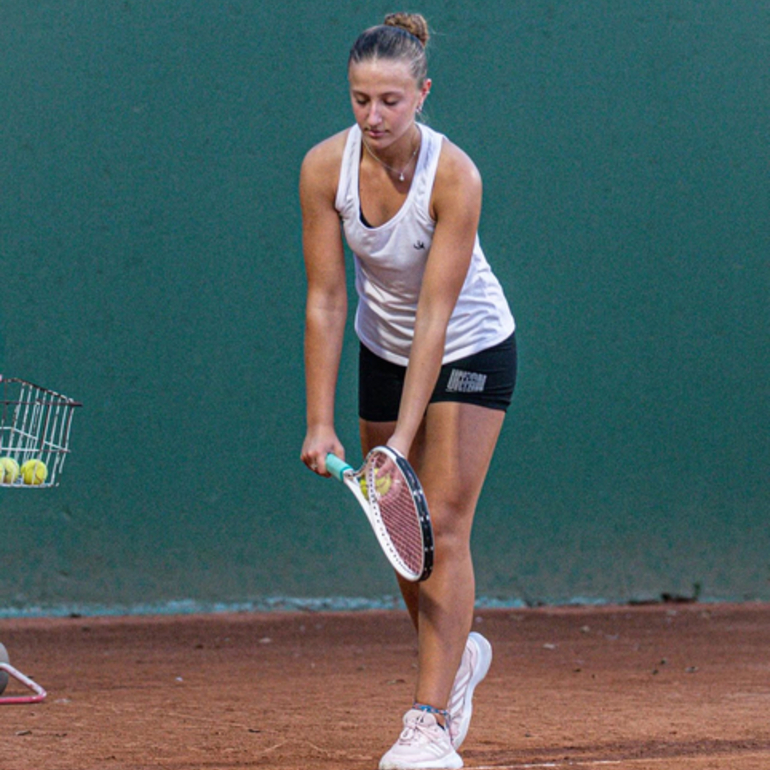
[2,603,769,769]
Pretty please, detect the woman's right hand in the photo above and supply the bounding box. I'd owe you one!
[300,428,345,477]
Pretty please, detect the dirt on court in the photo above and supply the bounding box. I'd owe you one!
[2,603,770,770]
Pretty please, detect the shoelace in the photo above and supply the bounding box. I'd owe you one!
[410,702,452,739]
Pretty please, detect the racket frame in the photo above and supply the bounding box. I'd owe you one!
[326,446,433,582]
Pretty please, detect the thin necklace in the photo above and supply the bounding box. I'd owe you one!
[362,132,420,182]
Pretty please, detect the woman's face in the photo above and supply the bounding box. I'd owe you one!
[348,58,430,150]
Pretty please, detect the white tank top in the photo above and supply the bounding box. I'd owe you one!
[335,123,515,366]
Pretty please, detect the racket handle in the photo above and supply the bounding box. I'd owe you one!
[325,453,351,482]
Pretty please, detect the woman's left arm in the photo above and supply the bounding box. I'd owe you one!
[387,141,483,456]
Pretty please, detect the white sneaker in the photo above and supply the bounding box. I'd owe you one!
[447,631,492,748]
[379,708,464,770]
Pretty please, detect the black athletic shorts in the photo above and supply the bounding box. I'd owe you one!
[358,333,517,422]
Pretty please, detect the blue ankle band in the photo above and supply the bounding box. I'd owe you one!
[413,702,449,719]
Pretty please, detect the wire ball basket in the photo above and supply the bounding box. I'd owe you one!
[0,376,82,488]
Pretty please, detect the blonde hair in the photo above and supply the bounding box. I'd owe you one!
[349,12,430,86]
[383,12,429,46]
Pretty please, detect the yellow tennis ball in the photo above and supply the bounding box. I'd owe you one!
[0,457,20,484]
[360,470,392,499]
[21,459,48,486]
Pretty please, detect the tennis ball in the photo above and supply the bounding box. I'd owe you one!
[0,457,20,484]
[21,459,48,486]
[0,642,9,695]
[360,471,392,499]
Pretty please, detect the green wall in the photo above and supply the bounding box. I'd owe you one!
[1,1,767,614]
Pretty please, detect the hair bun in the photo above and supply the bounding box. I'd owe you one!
[384,12,429,47]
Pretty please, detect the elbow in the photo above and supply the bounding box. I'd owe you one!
[305,292,348,330]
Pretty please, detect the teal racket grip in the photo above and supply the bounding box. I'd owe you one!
[325,453,352,482]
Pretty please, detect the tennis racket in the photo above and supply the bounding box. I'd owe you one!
[325,446,434,582]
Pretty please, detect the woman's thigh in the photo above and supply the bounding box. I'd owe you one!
[417,402,506,537]
[360,402,505,539]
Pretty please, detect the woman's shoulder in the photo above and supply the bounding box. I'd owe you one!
[302,128,351,174]
[300,128,352,201]
[434,135,481,191]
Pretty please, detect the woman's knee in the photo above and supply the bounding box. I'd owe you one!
[428,503,474,556]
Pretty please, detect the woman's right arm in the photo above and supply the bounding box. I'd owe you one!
[299,134,348,475]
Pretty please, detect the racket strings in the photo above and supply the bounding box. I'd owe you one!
[368,457,425,575]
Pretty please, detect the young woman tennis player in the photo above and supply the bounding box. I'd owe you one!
[300,12,516,769]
